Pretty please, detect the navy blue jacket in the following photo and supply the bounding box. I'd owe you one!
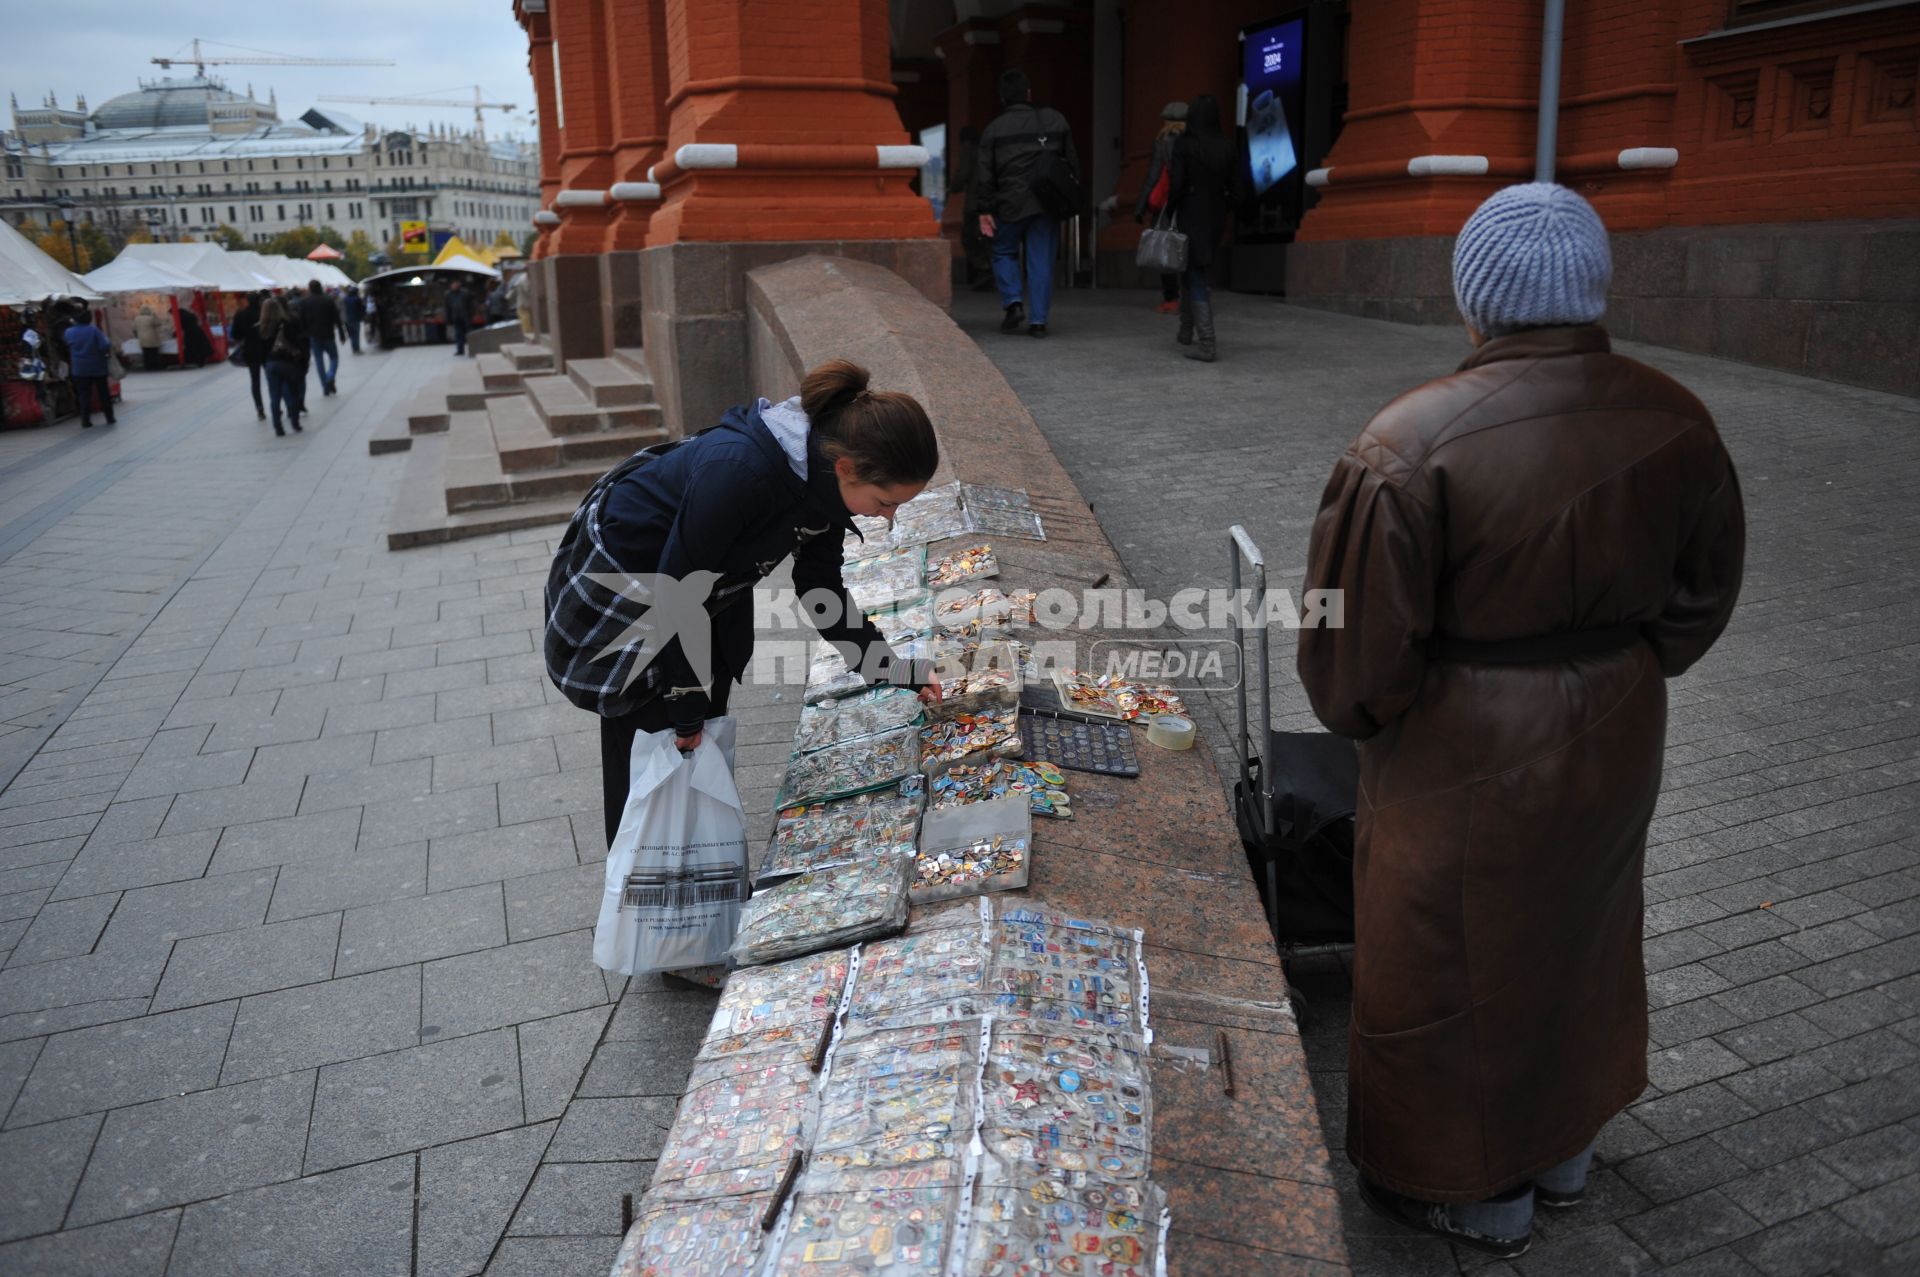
[65,322,111,377]
[599,401,912,729]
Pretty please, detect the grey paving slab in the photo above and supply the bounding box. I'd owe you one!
[221,966,421,1085]
[0,1034,40,1116]
[94,868,276,953]
[0,998,149,1047]
[6,893,116,968]
[0,940,172,1018]
[207,805,361,874]
[299,756,431,814]
[8,1000,235,1127]
[46,830,218,900]
[503,860,606,942]
[359,783,501,850]
[67,1069,314,1225]
[545,1096,674,1162]
[149,912,339,1012]
[421,930,609,1039]
[0,1111,99,1241]
[167,1155,416,1277]
[156,776,306,836]
[481,1237,621,1277]
[264,841,427,922]
[335,882,506,976]
[507,1160,651,1236]
[519,1006,611,1124]
[305,1028,523,1173]
[427,816,578,893]
[417,1122,556,1277]
[0,1209,179,1277]
[112,747,255,803]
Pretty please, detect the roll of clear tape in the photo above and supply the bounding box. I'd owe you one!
[1145,715,1195,751]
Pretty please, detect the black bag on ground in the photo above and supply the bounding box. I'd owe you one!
[1235,730,1358,946]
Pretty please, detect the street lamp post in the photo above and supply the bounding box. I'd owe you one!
[55,196,80,270]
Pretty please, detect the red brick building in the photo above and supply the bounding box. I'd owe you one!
[518,0,1918,398]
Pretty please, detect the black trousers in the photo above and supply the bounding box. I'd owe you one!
[598,610,755,845]
[246,360,265,414]
[72,376,113,423]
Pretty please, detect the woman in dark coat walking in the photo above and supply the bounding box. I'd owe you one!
[1298,184,1746,1257]
[1166,94,1234,362]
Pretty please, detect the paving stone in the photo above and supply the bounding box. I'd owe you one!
[481,1237,622,1277]
[1711,975,1825,1024]
[95,869,276,952]
[48,829,218,900]
[0,998,148,1047]
[157,777,306,836]
[1814,1123,1919,1189]
[336,882,505,976]
[417,1122,556,1277]
[1810,1065,1920,1135]
[6,1000,235,1126]
[427,817,577,892]
[508,1160,653,1236]
[371,716,481,765]
[1831,1170,1920,1246]
[503,860,606,942]
[519,1005,612,1123]
[359,784,500,850]
[1719,1151,1859,1226]
[1620,1187,1764,1264]
[208,806,362,873]
[1732,1208,1885,1277]
[0,1112,99,1241]
[0,1209,179,1277]
[300,757,432,814]
[0,1034,40,1116]
[1648,1037,1751,1092]
[1804,1024,1920,1082]
[7,893,116,967]
[322,692,437,737]
[168,1154,416,1277]
[546,1096,675,1162]
[432,738,559,793]
[113,747,256,802]
[246,732,378,783]
[305,1028,523,1172]
[266,841,428,922]
[150,912,339,1012]
[222,966,422,1084]
[1618,1135,1752,1205]
[1709,1105,1847,1171]
[1632,1082,1761,1143]
[421,930,608,1038]
[1798,986,1908,1039]
[497,766,601,827]
[1717,1012,1837,1066]
[67,1070,315,1225]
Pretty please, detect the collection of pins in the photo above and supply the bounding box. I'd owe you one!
[1055,670,1188,723]
[928,544,1000,589]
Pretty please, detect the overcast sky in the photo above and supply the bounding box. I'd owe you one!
[3,2,539,142]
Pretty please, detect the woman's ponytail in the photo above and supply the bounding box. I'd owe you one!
[801,359,939,487]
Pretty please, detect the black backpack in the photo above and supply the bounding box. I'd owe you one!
[1028,123,1083,220]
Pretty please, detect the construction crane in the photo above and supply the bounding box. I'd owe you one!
[319,87,517,140]
[151,38,394,77]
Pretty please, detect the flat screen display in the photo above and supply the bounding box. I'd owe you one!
[1243,16,1306,197]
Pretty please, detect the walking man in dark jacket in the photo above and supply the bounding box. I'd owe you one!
[973,69,1079,338]
[446,280,471,356]
[63,303,116,428]
[297,281,345,396]
[230,292,268,420]
[341,287,365,355]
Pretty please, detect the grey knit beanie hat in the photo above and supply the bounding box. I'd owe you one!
[1452,182,1612,337]
[1161,101,1187,122]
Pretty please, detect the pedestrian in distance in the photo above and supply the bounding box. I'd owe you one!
[297,281,344,396]
[546,358,946,854]
[230,291,268,420]
[446,279,471,356]
[257,295,307,436]
[178,308,213,368]
[1297,182,1747,1259]
[133,303,165,371]
[1134,102,1187,315]
[341,286,365,355]
[973,68,1080,339]
[1166,94,1234,363]
[62,302,115,428]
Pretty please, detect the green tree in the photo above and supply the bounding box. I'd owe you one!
[76,223,116,271]
[34,223,83,271]
[206,223,246,251]
[342,230,378,280]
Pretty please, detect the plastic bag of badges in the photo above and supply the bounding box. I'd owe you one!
[729,853,915,967]
[761,778,925,883]
[779,725,921,808]
[793,685,926,755]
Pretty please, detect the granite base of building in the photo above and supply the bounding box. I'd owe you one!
[640,238,950,436]
[1285,220,1920,398]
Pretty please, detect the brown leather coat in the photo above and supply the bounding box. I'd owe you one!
[1298,326,1745,1202]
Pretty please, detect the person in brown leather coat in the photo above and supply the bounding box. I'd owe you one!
[1298,183,1746,1258]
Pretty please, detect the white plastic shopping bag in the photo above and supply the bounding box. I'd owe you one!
[592,716,749,976]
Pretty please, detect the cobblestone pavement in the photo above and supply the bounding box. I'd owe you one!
[0,346,804,1276]
[965,287,1920,1276]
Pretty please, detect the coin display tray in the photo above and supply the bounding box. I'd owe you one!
[1017,710,1141,777]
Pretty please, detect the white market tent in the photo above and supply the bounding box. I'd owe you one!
[0,218,103,306]
[83,255,216,294]
[115,243,266,294]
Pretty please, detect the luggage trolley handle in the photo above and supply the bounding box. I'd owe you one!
[1228,525,1275,839]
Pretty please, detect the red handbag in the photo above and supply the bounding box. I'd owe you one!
[1147,164,1170,212]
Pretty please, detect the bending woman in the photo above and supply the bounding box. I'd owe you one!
[585,358,942,846]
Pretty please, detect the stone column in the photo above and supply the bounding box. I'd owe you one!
[638,0,947,436]
[517,1,562,266]
[600,0,669,351]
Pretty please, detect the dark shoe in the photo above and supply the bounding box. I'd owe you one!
[1177,292,1194,345]
[1533,1185,1584,1209]
[81,420,93,428]
[256,410,266,421]
[1028,324,1048,338]
[999,302,1025,333]
[1357,1178,1531,1260]
[291,418,303,433]
[106,415,117,424]
[1185,297,1217,362]
[273,421,286,436]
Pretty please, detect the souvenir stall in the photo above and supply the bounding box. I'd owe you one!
[359,258,498,347]
[601,482,1198,1276]
[83,255,218,370]
[114,244,271,364]
[0,219,107,429]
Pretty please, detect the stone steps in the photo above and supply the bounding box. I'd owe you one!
[475,352,525,392]
[502,342,555,373]
[384,434,581,551]
[523,375,603,436]
[567,356,655,408]
[445,360,520,410]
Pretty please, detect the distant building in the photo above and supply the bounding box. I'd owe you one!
[2,77,540,250]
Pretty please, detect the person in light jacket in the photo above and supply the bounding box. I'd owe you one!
[133,303,166,371]
[1297,184,1746,1259]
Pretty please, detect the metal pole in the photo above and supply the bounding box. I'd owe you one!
[1534,0,1566,182]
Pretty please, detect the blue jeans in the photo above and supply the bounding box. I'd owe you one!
[309,337,339,388]
[991,214,1057,325]
[1449,1142,1595,1239]
[450,323,469,356]
[264,358,301,427]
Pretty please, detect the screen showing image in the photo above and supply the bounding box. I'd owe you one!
[1242,16,1306,198]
